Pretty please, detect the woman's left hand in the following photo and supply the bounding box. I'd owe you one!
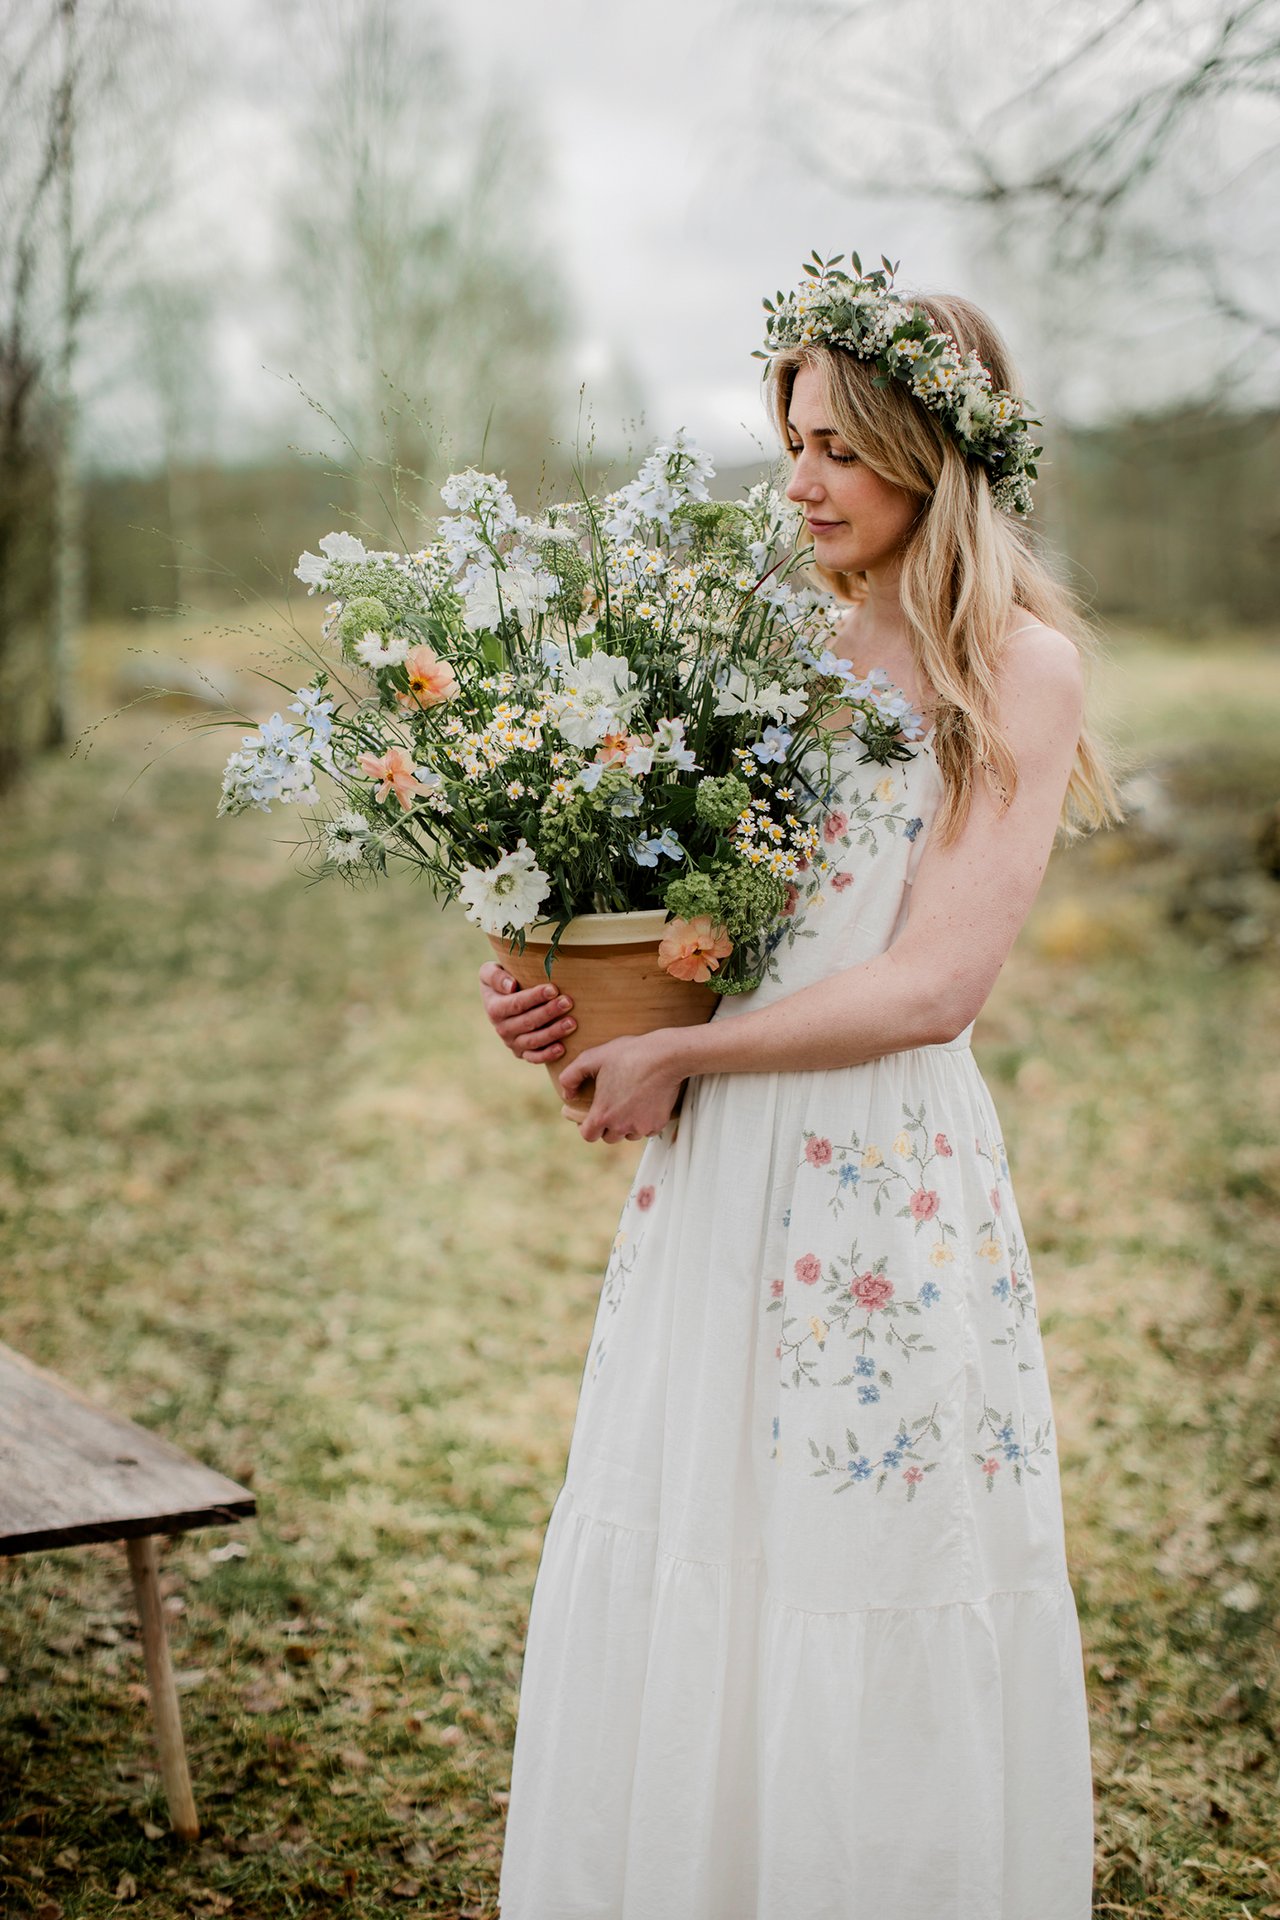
[558,1030,688,1144]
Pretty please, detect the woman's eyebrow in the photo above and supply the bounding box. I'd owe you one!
[785,421,835,437]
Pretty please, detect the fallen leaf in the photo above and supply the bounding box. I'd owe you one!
[141,1819,166,1840]
[390,1882,422,1900]
[115,1871,139,1899]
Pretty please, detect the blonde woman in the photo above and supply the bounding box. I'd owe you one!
[480,260,1123,1918]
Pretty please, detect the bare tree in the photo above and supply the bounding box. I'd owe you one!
[0,0,185,777]
[274,0,567,537]
[763,0,1280,416]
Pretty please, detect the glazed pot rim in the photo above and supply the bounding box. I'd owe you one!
[522,906,673,948]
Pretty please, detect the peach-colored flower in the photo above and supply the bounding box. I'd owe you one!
[657,914,732,983]
[358,745,436,811]
[396,644,458,711]
[594,729,637,767]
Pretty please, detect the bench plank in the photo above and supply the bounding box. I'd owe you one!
[0,1342,255,1554]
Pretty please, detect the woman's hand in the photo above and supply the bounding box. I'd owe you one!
[558,1030,688,1145]
[478,959,576,1063]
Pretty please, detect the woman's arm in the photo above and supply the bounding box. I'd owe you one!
[559,628,1084,1140]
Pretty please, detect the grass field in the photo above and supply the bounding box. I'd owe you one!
[0,616,1277,1918]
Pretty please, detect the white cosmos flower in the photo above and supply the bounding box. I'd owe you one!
[293,529,369,592]
[456,838,551,936]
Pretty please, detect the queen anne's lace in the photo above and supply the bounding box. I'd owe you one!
[756,251,1042,518]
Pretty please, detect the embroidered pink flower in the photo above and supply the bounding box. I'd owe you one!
[357,745,436,811]
[635,1185,655,1211]
[774,1342,782,1359]
[805,1136,833,1167]
[769,1277,784,1298]
[396,643,458,711]
[794,1253,822,1286]
[934,1132,952,1156]
[831,870,854,891]
[781,883,801,918]
[903,1466,924,1485]
[990,1187,1002,1213]
[849,1271,894,1311]
[823,809,848,843]
[909,1188,941,1221]
[982,1457,1001,1478]
[658,915,733,983]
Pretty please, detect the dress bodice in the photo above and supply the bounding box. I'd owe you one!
[711,724,974,1044]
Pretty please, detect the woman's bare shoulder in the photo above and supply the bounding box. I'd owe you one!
[1000,616,1084,711]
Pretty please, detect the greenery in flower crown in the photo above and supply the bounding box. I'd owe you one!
[755,250,1042,518]
[213,434,930,994]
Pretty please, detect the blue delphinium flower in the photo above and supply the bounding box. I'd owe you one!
[751,724,792,764]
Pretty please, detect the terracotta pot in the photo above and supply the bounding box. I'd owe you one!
[487,908,718,1127]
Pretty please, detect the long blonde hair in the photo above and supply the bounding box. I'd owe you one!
[767,295,1126,848]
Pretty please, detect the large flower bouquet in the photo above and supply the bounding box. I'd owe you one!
[217,431,925,995]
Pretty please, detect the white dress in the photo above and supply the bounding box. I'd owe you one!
[497,696,1095,1920]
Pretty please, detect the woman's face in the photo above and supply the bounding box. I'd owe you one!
[783,362,920,574]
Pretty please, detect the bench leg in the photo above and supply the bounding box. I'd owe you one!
[125,1535,200,1840]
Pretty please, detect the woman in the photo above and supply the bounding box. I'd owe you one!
[479,265,1123,1918]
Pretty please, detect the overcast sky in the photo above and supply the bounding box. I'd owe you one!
[84,0,1279,474]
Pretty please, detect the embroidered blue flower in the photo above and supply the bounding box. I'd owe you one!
[882,1446,905,1470]
[847,1455,874,1481]
[903,815,925,841]
[854,1355,876,1377]
[857,1383,880,1405]
[772,1414,780,1442]
[838,1162,860,1190]
[919,1281,941,1306]
[781,1206,792,1229]
[992,1276,1012,1302]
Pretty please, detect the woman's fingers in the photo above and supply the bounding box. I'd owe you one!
[476,962,575,1060]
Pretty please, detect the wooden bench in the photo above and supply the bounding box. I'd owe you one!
[0,1341,256,1839]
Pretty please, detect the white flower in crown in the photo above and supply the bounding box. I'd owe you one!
[755,250,1042,517]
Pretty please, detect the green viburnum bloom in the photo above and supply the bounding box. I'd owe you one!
[695,774,753,832]
[539,537,590,623]
[713,862,789,941]
[663,870,723,923]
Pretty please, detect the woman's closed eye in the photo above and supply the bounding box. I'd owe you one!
[787,441,858,465]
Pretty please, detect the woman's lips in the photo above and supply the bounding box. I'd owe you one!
[807,519,842,532]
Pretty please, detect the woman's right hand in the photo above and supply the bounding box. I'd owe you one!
[478,960,577,1064]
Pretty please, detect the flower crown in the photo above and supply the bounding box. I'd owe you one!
[754,251,1041,517]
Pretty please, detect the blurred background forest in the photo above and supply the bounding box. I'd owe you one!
[1,1,1278,1916]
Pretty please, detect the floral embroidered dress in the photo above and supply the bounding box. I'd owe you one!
[497,698,1095,1920]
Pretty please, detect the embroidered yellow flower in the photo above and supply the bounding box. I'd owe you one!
[928,1244,955,1266]
[809,1316,829,1348]
[874,776,896,801]
[861,1145,883,1167]
[978,1237,1003,1262]
[892,1130,912,1157]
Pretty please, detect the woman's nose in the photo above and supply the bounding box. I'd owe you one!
[786,460,822,503]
